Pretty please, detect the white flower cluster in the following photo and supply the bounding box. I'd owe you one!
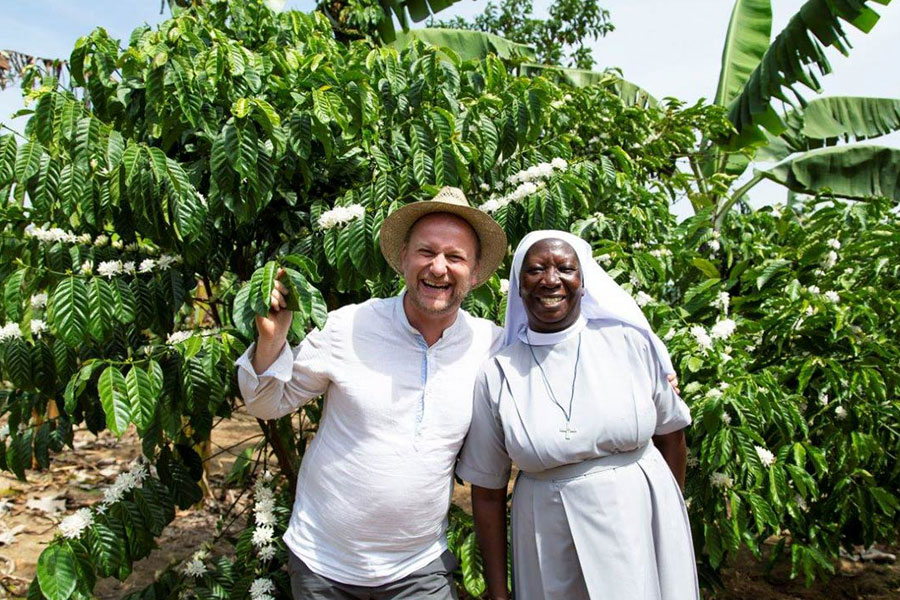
[807,285,839,304]
[317,204,365,230]
[821,250,838,270]
[31,320,48,338]
[690,325,712,351]
[755,445,775,467]
[710,318,736,340]
[58,507,94,539]
[827,238,841,250]
[249,578,276,600]
[499,279,509,295]
[0,323,22,341]
[713,292,730,315]
[30,293,48,309]
[252,472,278,561]
[635,291,653,307]
[86,254,181,278]
[100,459,149,507]
[649,248,671,258]
[182,548,209,578]
[835,405,848,420]
[167,328,219,346]
[479,159,569,213]
[595,253,612,266]
[24,225,160,256]
[709,472,733,489]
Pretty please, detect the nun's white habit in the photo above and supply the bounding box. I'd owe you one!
[456,231,699,600]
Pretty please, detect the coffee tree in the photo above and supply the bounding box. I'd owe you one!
[0,1,897,598]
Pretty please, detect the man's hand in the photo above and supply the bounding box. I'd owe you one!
[667,373,681,396]
[251,268,293,373]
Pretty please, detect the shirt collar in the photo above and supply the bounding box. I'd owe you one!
[520,313,587,346]
[392,292,467,344]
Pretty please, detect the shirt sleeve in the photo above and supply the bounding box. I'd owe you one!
[456,365,512,489]
[234,320,335,420]
[647,338,692,435]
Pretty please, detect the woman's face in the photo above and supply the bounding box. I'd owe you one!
[519,239,584,333]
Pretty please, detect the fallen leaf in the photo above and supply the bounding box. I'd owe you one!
[25,495,66,516]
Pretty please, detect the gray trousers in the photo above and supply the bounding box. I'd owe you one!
[287,550,459,600]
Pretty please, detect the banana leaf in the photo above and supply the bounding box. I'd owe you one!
[757,144,900,201]
[714,0,772,107]
[726,0,891,140]
[392,28,536,62]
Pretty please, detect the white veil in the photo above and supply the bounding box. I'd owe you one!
[502,230,676,375]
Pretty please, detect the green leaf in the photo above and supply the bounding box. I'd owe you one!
[36,543,78,600]
[691,257,721,279]
[98,366,131,436]
[3,267,27,321]
[714,0,772,107]
[459,531,486,598]
[111,279,137,324]
[15,141,42,182]
[87,277,115,341]
[758,145,900,201]
[126,366,156,433]
[49,278,89,347]
[231,283,256,341]
[726,0,889,139]
[391,28,536,62]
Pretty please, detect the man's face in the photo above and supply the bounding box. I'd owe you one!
[400,213,480,317]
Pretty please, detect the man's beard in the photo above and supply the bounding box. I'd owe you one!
[407,282,469,316]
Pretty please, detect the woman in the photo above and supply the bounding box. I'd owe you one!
[456,231,699,600]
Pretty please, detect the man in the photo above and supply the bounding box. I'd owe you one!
[235,187,509,599]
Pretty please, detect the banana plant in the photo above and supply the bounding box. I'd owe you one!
[692,0,899,227]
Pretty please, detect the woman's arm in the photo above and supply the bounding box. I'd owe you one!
[471,484,510,600]
[652,429,687,489]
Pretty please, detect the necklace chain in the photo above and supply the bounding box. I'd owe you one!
[526,331,582,425]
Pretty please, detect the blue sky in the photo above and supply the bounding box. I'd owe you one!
[2,0,898,217]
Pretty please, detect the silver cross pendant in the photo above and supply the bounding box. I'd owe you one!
[559,422,577,440]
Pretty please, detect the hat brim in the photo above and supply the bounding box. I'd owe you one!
[378,201,508,287]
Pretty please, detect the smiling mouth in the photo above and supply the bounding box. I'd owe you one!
[538,296,565,306]
[422,281,451,291]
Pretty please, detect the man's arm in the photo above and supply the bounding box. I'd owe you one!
[236,269,331,420]
[472,485,510,600]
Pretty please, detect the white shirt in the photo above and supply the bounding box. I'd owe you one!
[235,294,502,585]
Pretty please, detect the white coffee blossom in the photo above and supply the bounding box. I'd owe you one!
[499,279,509,294]
[827,238,841,250]
[93,234,109,247]
[755,445,775,467]
[252,525,275,548]
[479,182,490,192]
[250,578,275,600]
[318,204,365,230]
[123,261,136,274]
[167,330,193,345]
[97,260,123,279]
[595,253,611,266]
[714,292,730,315]
[649,248,671,258]
[821,250,838,269]
[835,405,848,420]
[24,225,78,244]
[721,353,732,363]
[683,382,701,395]
[824,290,840,303]
[635,291,653,307]
[30,293,48,309]
[707,239,721,254]
[506,159,568,186]
[80,260,93,275]
[30,320,48,337]
[690,326,712,351]
[139,259,156,273]
[807,285,820,295]
[156,254,178,270]
[721,412,732,425]
[805,306,815,317]
[0,322,23,341]
[706,388,723,399]
[794,494,808,512]
[111,239,123,250]
[78,233,93,245]
[258,544,276,561]
[710,472,733,489]
[101,459,149,507]
[59,508,94,539]
[629,274,640,289]
[182,558,207,578]
[818,392,829,406]
[550,157,568,170]
[663,328,675,342]
[710,319,736,340]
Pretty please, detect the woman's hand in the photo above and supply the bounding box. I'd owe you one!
[472,485,511,600]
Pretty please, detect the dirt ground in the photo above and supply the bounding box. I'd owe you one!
[1,411,897,599]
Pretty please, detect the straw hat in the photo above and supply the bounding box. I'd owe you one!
[378,187,508,287]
